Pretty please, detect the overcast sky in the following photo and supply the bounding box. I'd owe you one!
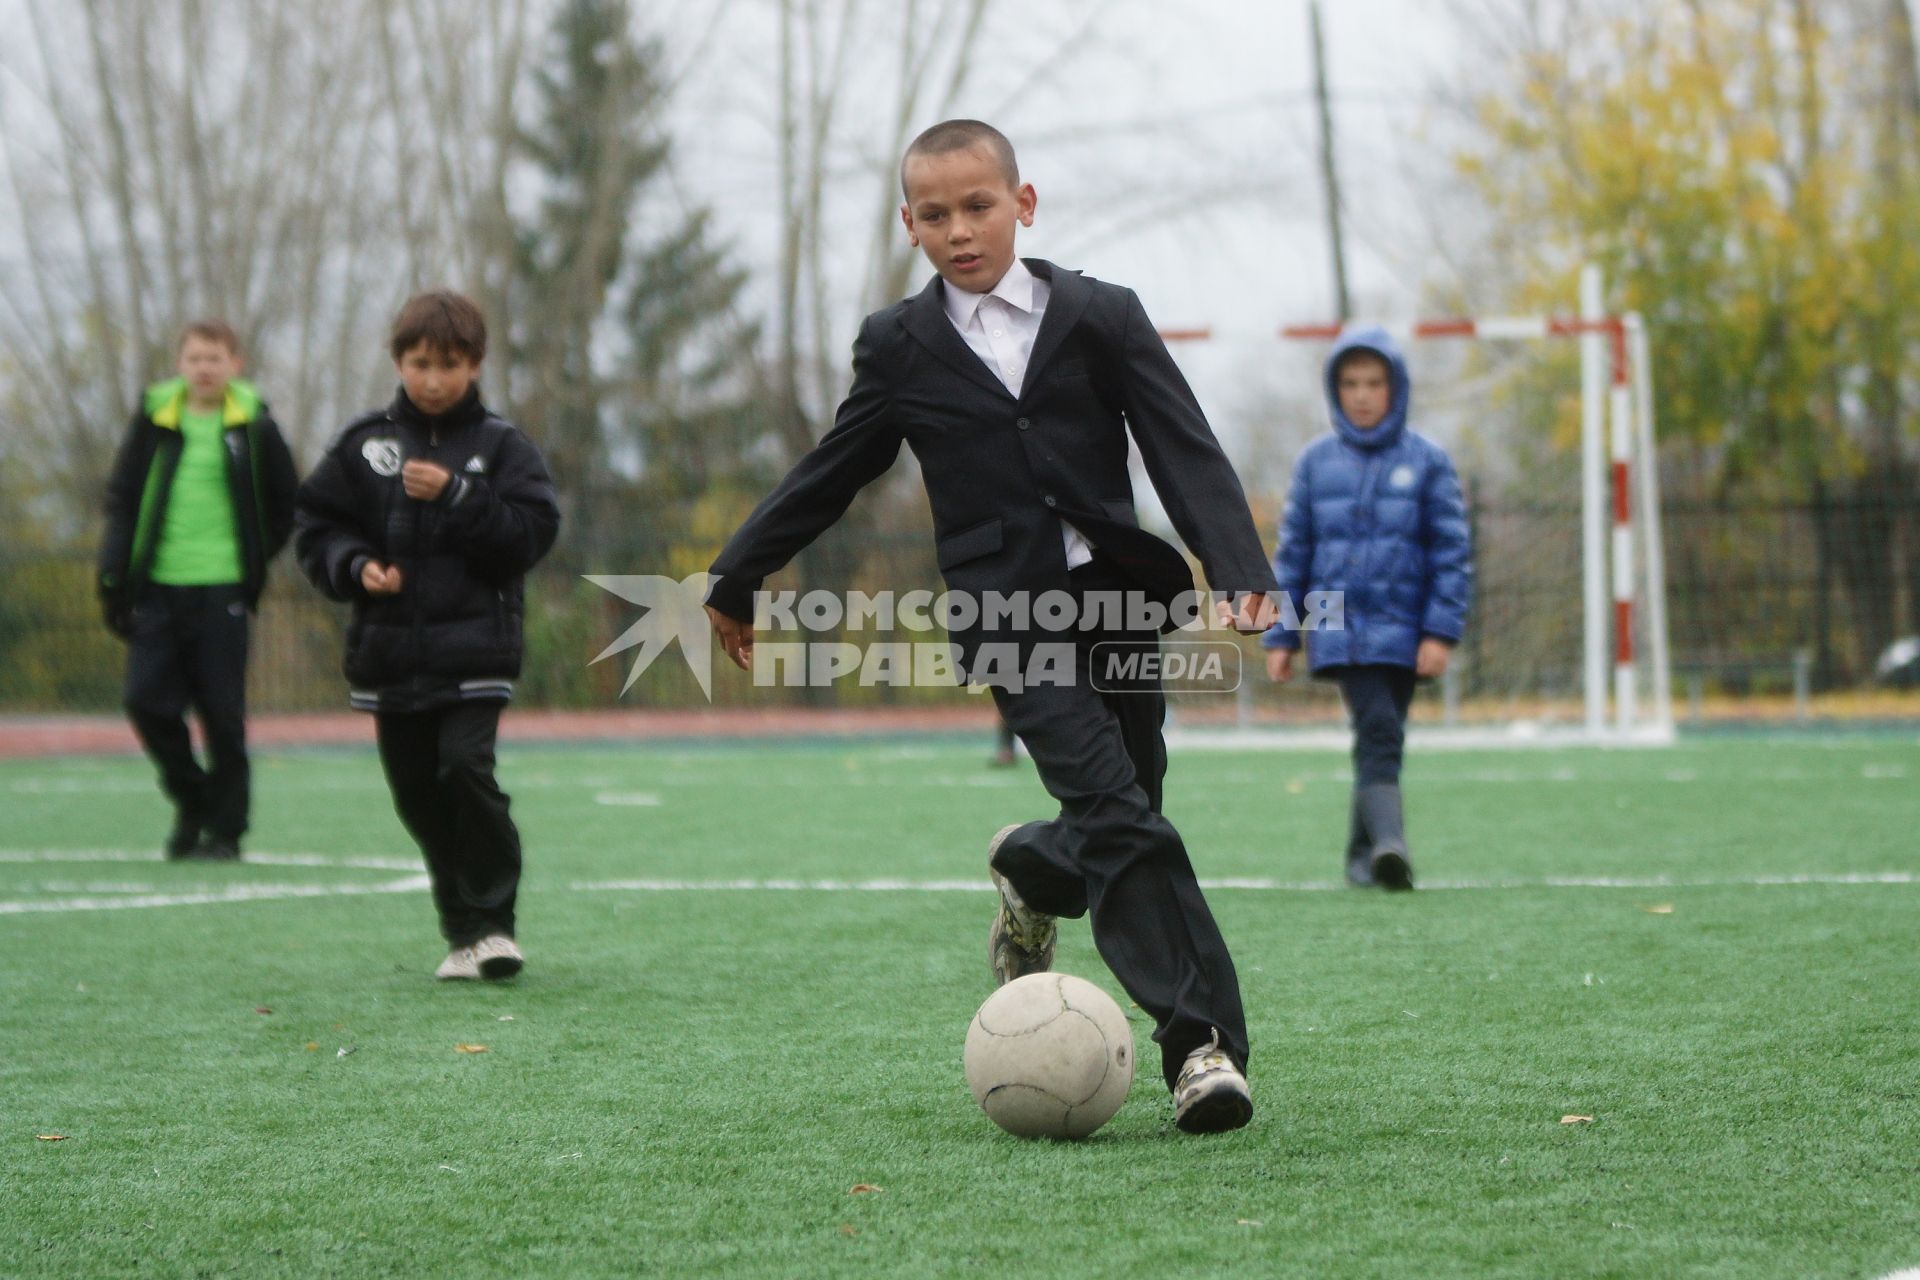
[0,0,1482,478]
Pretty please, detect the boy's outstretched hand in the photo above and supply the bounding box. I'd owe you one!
[1416,637,1453,679]
[361,560,404,596]
[1215,591,1280,634]
[1265,648,1295,683]
[706,605,754,671]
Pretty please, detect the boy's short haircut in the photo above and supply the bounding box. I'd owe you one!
[1333,347,1391,379]
[389,290,488,363]
[177,319,241,355]
[900,119,1020,198]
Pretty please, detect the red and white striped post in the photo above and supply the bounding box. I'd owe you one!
[1626,312,1675,735]
[1608,312,1637,730]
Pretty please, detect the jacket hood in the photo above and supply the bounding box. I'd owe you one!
[144,376,261,428]
[1324,325,1409,451]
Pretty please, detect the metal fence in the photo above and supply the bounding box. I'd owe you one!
[6,491,1918,718]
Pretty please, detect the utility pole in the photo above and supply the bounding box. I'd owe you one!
[1309,0,1352,321]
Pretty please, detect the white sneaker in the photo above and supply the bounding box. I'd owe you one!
[1173,1028,1253,1134]
[435,946,479,981]
[472,933,524,981]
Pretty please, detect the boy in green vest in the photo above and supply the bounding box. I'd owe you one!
[98,320,301,860]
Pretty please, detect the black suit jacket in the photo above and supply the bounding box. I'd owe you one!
[707,259,1277,662]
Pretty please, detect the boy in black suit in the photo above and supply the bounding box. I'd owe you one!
[705,121,1277,1132]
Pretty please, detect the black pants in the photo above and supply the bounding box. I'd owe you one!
[375,702,522,947]
[123,583,251,840]
[1336,665,1418,786]
[987,558,1248,1090]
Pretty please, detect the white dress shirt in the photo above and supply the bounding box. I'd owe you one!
[942,259,1094,569]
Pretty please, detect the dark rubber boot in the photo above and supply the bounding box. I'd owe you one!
[1344,790,1374,887]
[1357,783,1413,891]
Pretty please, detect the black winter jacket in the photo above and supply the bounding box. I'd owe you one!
[293,388,560,712]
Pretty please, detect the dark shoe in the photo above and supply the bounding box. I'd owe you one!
[987,825,1055,987]
[164,814,203,861]
[1173,1028,1253,1134]
[1357,783,1413,891]
[191,836,242,862]
[1369,847,1412,891]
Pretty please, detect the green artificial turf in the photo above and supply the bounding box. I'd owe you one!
[2,733,1917,1278]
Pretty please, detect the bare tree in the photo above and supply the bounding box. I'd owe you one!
[0,0,544,531]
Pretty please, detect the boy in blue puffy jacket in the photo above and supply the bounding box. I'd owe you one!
[1262,327,1472,889]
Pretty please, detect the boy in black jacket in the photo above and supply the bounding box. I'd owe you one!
[98,320,300,861]
[704,121,1277,1132]
[295,292,560,981]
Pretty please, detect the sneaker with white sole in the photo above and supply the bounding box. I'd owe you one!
[987,824,1056,987]
[472,933,524,981]
[435,946,480,981]
[1173,1028,1253,1134]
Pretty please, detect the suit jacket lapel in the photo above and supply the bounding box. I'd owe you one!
[901,276,1015,401]
[1021,259,1091,397]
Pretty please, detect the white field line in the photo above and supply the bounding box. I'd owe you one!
[1163,725,1679,751]
[0,875,430,915]
[5,850,1914,915]
[0,850,418,872]
[569,871,1920,894]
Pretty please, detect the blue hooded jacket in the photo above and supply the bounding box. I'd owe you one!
[1260,326,1472,671]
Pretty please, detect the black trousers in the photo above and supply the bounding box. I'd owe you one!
[375,701,522,947]
[123,583,251,840]
[987,558,1248,1090]
[1336,665,1418,787]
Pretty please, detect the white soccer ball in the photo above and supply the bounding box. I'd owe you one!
[964,972,1136,1138]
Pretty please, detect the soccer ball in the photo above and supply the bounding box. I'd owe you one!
[964,972,1135,1138]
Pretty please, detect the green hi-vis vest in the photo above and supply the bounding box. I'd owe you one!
[132,378,262,584]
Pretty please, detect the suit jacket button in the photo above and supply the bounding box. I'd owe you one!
[1043,495,1057,508]
[1016,417,1031,430]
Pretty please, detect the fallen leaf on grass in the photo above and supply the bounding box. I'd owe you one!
[1560,1115,1594,1125]
[1236,1219,1264,1228]
[254,1007,273,1015]
[848,1184,882,1195]
[454,1044,489,1054]
[36,1134,68,1142]
[839,1225,858,1236]
[1640,903,1674,915]
[304,1042,319,1052]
